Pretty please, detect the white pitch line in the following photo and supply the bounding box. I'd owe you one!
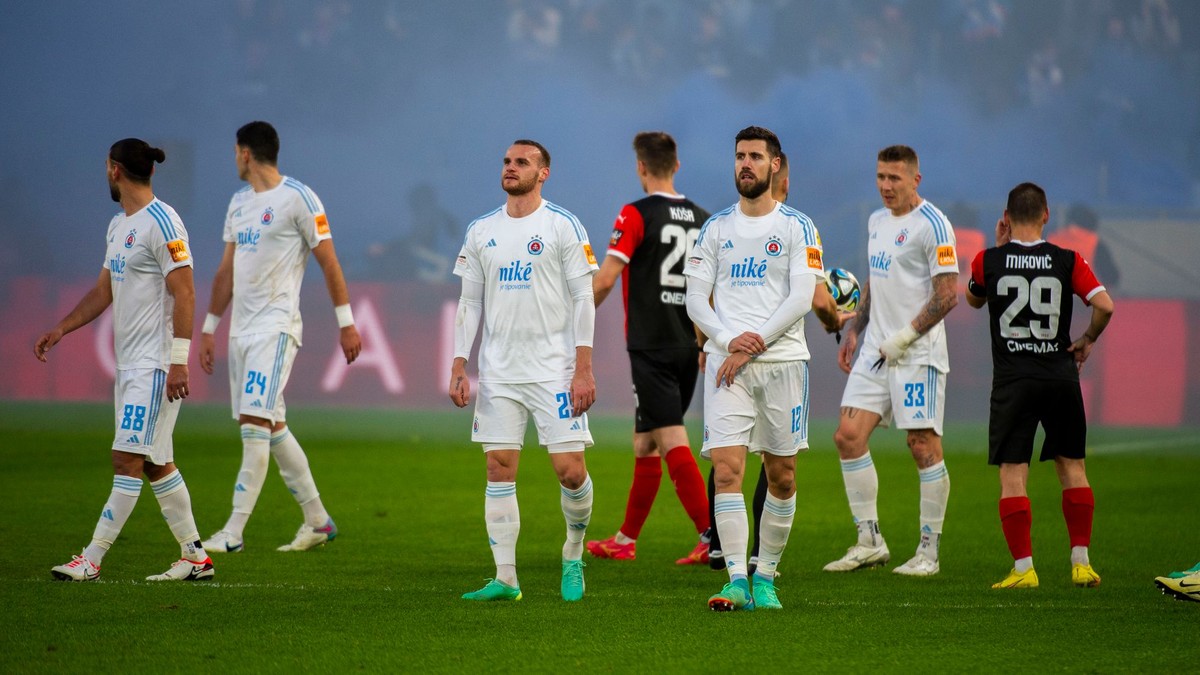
[1088,436,1200,455]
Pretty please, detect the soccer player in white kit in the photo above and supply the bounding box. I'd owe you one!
[825,145,958,576]
[449,140,599,603]
[37,138,213,582]
[199,121,362,554]
[685,127,845,611]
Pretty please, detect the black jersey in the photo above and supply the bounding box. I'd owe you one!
[606,194,710,350]
[968,241,1105,384]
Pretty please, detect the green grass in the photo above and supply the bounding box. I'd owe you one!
[2,402,1198,673]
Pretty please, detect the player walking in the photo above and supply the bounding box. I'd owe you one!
[38,139,213,582]
[965,182,1113,589]
[826,145,958,576]
[200,121,361,554]
[586,131,712,565]
[450,140,599,602]
[686,126,843,611]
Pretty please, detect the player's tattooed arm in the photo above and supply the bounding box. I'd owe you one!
[849,281,871,336]
[912,272,959,335]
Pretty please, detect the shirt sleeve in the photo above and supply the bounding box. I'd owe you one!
[606,203,644,264]
[453,227,484,283]
[925,212,959,276]
[1071,251,1105,304]
[966,249,987,297]
[558,212,599,281]
[791,218,824,278]
[294,187,331,250]
[154,218,193,276]
[222,196,237,244]
[683,217,718,283]
[102,216,120,271]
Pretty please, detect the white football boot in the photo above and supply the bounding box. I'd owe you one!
[146,557,215,581]
[201,530,244,553]
[277,518,338,552]
[51,553,101,582]
[823,541,891,572]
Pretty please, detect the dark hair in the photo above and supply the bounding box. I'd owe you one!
[513,139,550,167]
[734,126,781,158]
[109,138,165,184]
[237,121,280,165]
[632,131,677,178]
[1007,182,1048,223]
[877,145,919,170]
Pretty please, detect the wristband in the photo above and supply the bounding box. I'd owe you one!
[202,313,221,334]
[170,337,191,365]
[335,304,355,328]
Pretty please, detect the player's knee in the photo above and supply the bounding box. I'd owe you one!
[834,426,867,457]
[906,430,942,466]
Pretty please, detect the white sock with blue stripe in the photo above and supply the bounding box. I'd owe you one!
[714,492,749,581]
[840,453,881,546]
[84,475,143,565]
[151,470,206,562]
[225,424,271,537]
[485,481,520,587]
[918,461,950,560]
[271,427,330,528]
[560,475,593,561]
[755,492,796,581]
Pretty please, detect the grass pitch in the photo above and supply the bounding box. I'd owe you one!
[1,402,1197,673]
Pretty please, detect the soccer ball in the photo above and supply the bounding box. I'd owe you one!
[825,268,860,311]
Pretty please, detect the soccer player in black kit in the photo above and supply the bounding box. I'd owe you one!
[587,132,713,564]
[965,182,1114,590]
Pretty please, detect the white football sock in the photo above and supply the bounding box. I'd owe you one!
[271,427,330,527]
[714,492,749,580]
[560,475,593,560]
[151,470,206,562]
[840,453,880,545]
[84,475,143,565]
[1015,556,1034,573]
[1071,546,1089,566]
[485,481,520,586]
[918,461,950,533]
[224,424,271,536]
[755,492,796,580]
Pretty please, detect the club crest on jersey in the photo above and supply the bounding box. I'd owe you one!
[260,207,274,225]
[124,230,136,249]
[473,417,480,433]
[895,229,909,246]
[765,236,783,257]
[527,236,544,255]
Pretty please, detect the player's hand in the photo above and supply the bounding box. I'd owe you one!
[825,310,857,334]
[199,333,217,375]
[698,351,707,372]
[449,360,471,408]
[728,331,766,356]
[34,327,64,362]
[715,352,752,388]
[340,325,362,364]
[166,364,189,401]
[879,325,919,365]
[995,217,1011,246]
[837,330,858,374]
[571,367,596,416]
[1068,334,1095,372]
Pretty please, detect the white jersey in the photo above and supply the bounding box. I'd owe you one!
[863,199,958,371]
[103,199,193,370]
[685,202,825,362]
[454,199,599,384]
[224,176,330,345]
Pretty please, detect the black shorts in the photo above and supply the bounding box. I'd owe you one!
[630,347,700,433]
[988,378,1087,466]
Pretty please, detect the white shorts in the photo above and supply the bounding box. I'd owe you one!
[840,355,946,436]
[112,368,180,465]
[228,333,298,423]
[472,380,594,451]
[700,357,810,458]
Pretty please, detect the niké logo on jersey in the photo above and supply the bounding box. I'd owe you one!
[108,254,126,275]
[499,260,533,282]
[237,227,261,247]
[869,250,892,272]
[730,256,768,279]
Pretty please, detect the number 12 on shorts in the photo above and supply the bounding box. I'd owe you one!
[790,404,803,433]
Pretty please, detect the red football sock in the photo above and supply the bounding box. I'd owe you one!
[665,446,710,534]
[998,496,1033,561]
[619,456,662,540]
[1062,487,1095,548]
